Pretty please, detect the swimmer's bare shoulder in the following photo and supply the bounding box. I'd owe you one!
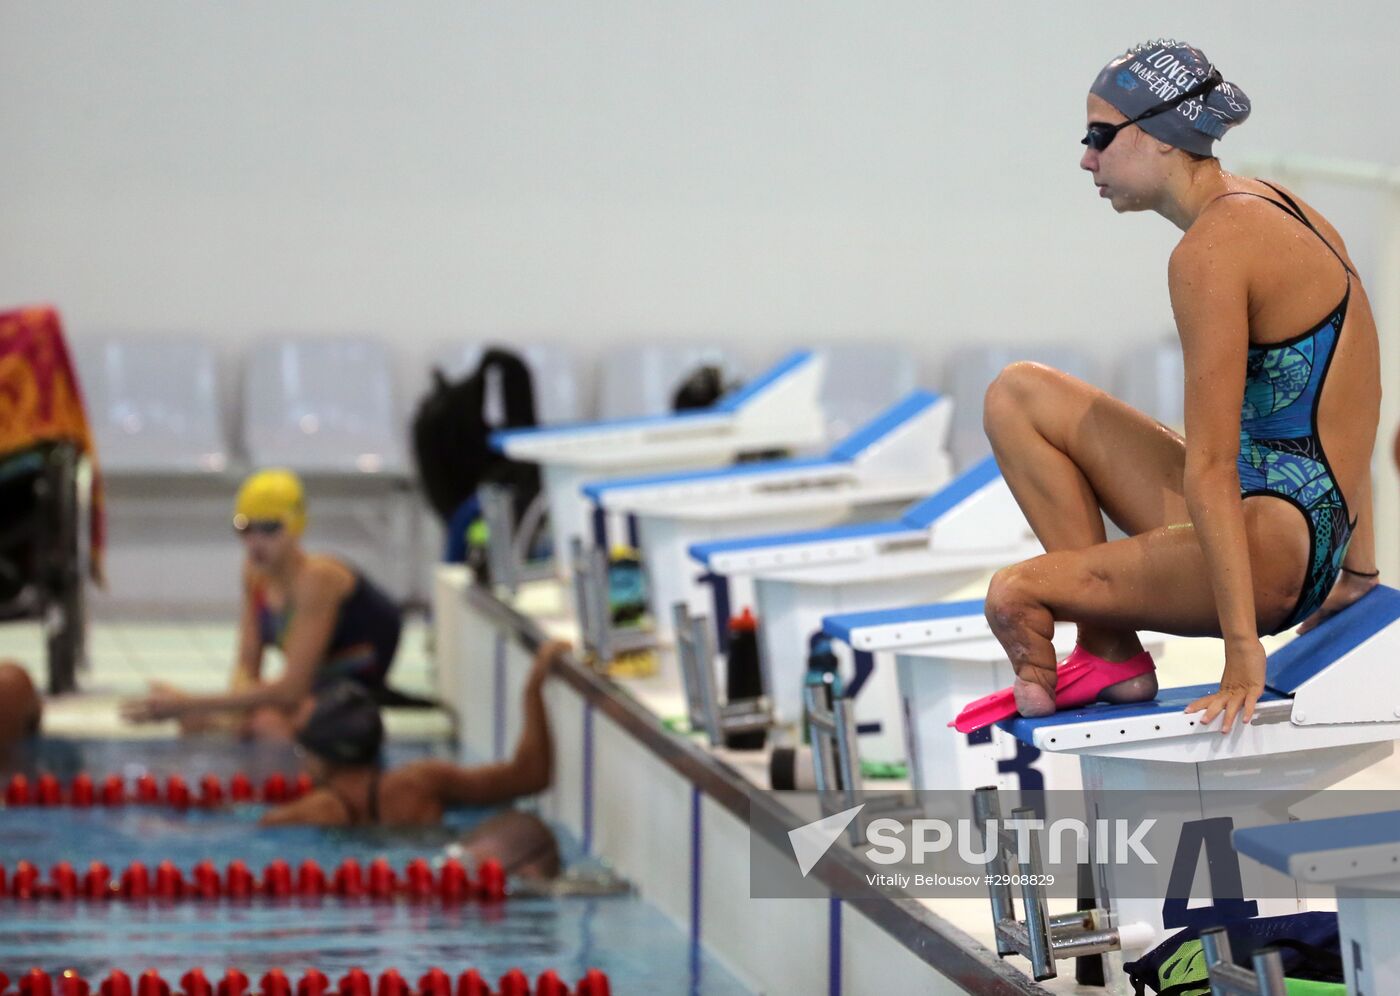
[377,765,447,825]
[296,555,355,601]
[258,788,351,828]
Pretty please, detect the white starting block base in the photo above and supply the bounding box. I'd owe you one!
[543,459,724,578]
[754,567,992,764]
[1235,810,1400,996]
[1079,743,1389,993]
[824,596,1168,793]
[495,350,828,576]
[686,456,1041,766]
[636,500,913,646]
[584,391,954,645]
[998,585,1400,993]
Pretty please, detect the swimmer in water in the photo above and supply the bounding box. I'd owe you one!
[956,40,1381,735]
[122,469,405,740]
[260,639,565,830]
[0,661,42,761]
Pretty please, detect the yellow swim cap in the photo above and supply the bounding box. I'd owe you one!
[234,468,307,535]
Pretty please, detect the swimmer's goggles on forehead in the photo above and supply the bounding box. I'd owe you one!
[232,515,285,536]
[1082,68,1223,152]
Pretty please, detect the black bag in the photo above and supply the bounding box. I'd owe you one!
[1123,912,1344,995]
[671,364,728,411]
[411,348,540,526]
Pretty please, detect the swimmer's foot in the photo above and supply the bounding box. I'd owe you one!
[951,647,1157,733]
[1012,676,1057,718]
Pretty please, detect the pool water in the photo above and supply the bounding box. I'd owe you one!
[0,740,753,994]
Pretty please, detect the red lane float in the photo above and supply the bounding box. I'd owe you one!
[453,970,489,996]
[101,776,125,806]
[476,860,506,902]
[4,970,615,996]
[7,774,31,805]
[414,970,450,996]
[2,859,516,903]
[294,970,329,996]
[2,772,309,809]
[83,861,112,900]
[179,970,211,996]
[71,774,95,807]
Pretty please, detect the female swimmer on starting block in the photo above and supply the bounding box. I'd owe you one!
[122,469,405,740]
[955,40,1381,736]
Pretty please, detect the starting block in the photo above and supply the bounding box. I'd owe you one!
[579,389,953,644]
[982,585,1400,991]
[1234,809,1400,995]
[687,456,1040,762]
[823,598,1092,792]
[490,350,827,576]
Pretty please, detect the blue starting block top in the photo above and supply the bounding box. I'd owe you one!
[687,455,1002,567]
[490,350,813,452]
[997,585,1400,745]
[1233,810,1400,877]
[580,390,940,502]
[999,685,1291,744]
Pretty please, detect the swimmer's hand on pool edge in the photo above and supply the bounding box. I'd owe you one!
[1183,636,1267,736]
[530,639,572,689]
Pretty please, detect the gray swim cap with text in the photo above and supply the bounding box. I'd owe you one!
[1090,40,1251,156]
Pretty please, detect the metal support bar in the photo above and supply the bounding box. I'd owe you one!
[569,537,655,666]
[804,679,862,805]
[480,483,520,592]
[481,484,553,594]
[570,536,602,660]
[675,601,773,747]
[1201,927,1288,996]
[973,786,1122,980]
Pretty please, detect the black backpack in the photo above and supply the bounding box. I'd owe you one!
[671,364,728,410]
[411,348,540,526]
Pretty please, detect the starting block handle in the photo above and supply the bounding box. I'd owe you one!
[676,602,773,747]
[570,538,609,662]
[804,683,863,821]
[1201,929,1288,996]
[974,787,1018,957]
[675,602,722,744]
[1013,804,1055,980]
[480,484,520,592]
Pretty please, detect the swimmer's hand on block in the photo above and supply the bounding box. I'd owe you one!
[949,647,1156,734]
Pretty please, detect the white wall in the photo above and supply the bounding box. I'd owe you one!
[5,3,1398,610]
[3,1,1396,383]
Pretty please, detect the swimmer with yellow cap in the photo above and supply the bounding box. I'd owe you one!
[122,469,405,740]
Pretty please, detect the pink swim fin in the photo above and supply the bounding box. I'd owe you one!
[948,647,1156,734]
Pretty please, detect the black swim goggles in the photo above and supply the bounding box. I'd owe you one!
[233,515,285,536]
[1082,68,1223,152]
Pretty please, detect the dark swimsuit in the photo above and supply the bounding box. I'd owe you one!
[254,564,403,692]
[1218,181,1356,631]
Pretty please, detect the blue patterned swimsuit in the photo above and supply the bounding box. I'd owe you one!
[1228,181,1355,630]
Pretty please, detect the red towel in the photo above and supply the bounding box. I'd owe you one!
[0,305,105,582]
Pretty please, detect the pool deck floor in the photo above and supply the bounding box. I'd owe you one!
[0,618,450,741]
